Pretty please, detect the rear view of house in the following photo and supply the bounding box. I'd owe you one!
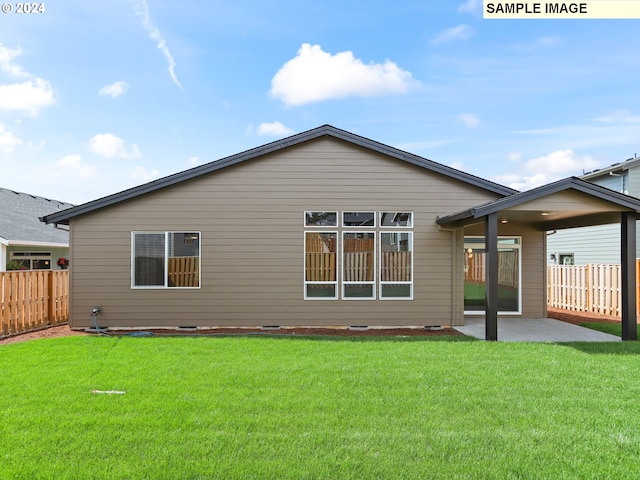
[42,126,640,339]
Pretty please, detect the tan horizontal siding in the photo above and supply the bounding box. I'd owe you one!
[69,137,503,328]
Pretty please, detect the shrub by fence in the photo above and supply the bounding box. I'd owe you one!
[547,261,640,318]
[1,270,69,336]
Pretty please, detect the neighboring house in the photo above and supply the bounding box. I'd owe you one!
[1,188,73,272]
[547,156,640,265]
[42,125,640,339]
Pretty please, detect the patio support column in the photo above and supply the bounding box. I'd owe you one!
[621,212,637,341]
[485,212,498,341]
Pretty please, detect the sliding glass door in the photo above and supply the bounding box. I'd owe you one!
[463,237,521,314]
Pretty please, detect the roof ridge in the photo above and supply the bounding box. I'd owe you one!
[0,187,73,206]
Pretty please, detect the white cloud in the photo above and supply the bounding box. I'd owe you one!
[258,121,294,137]
[89,133,141,159]
[0,123,21,153]
[0,78,56,116]
[449,161,467,171]
[132,0,183,91]
[56,154,96,179]
[187,156,200,167]
[0,44,56,116]
[99,81,129,98]
[131,165,160,181]
[57,154,82,168]
[495,149,600,190]
[432,25,474,45]
[458,0,482,14]
[269,43,417,106]
[594,110,640,124]
[506,152,522,162]
[0,44,29,77]
[458,113,480,128]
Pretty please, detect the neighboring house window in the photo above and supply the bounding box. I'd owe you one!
[10,252,52,270]
[132,232,200,288]
[304,211,413,300]
[559,253,574,265]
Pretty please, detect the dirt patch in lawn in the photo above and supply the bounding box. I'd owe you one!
[1,324,462,345]
[0,324,90,345]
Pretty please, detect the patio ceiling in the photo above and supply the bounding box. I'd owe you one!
[437,177,640,231]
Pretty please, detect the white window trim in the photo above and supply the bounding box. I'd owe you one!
[342,211,376,228]
[342,231,376,300]
[131,231,202,289]
[463,236,522,315]
[304,211,338,228]
[379,231,413,300]
[303,231,338,300]
[379,212,413,228]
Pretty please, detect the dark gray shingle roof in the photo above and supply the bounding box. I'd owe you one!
[0,188,73,245]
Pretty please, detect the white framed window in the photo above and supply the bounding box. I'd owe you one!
[380,232,413,299]
[380,212,413,228]
[343,212,375,227]
[305,211,337,227]
[304,211,414,301]
[342,231,376,299]
[304,231,338,299]
[132,232,201,288]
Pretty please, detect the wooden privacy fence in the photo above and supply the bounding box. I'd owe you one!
[547,262,640,317]
[1,270,69,336]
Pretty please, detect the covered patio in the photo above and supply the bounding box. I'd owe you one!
[456,317,621,342]
[438,177,640,341]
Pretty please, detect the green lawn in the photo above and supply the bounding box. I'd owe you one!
[2,335,640,479]
[580,321,640,338]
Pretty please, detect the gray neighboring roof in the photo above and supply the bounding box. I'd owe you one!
[42,125,518,225]
[1,188,73,245]
[582,156,640,180]
[436,177,640,228]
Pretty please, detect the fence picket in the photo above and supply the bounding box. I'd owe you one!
[0,270,69,337]
[547,262,639,318]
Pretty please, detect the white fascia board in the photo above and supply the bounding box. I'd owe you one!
[7,240,69,248]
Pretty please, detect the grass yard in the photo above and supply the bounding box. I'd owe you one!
[580,321,640,338]
[2,335,640,479]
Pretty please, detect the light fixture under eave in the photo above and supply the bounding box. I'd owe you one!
[500,219,508,224]
[541,212,550,216]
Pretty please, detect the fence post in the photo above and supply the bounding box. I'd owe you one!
[46,271,53,326]
[585,264,592,314]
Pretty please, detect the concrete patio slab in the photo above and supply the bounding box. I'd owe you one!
[455,317,621,342]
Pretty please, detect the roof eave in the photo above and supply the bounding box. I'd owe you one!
[41,125,517,225]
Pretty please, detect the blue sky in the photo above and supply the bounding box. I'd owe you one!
[1,0,640,204]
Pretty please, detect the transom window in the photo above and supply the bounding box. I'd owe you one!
[132,232,201,288]
[304,212,413,300]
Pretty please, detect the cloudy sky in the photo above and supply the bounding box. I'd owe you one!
[1,0,640,204]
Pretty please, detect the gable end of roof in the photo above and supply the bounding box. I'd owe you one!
[42,125,516,225]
